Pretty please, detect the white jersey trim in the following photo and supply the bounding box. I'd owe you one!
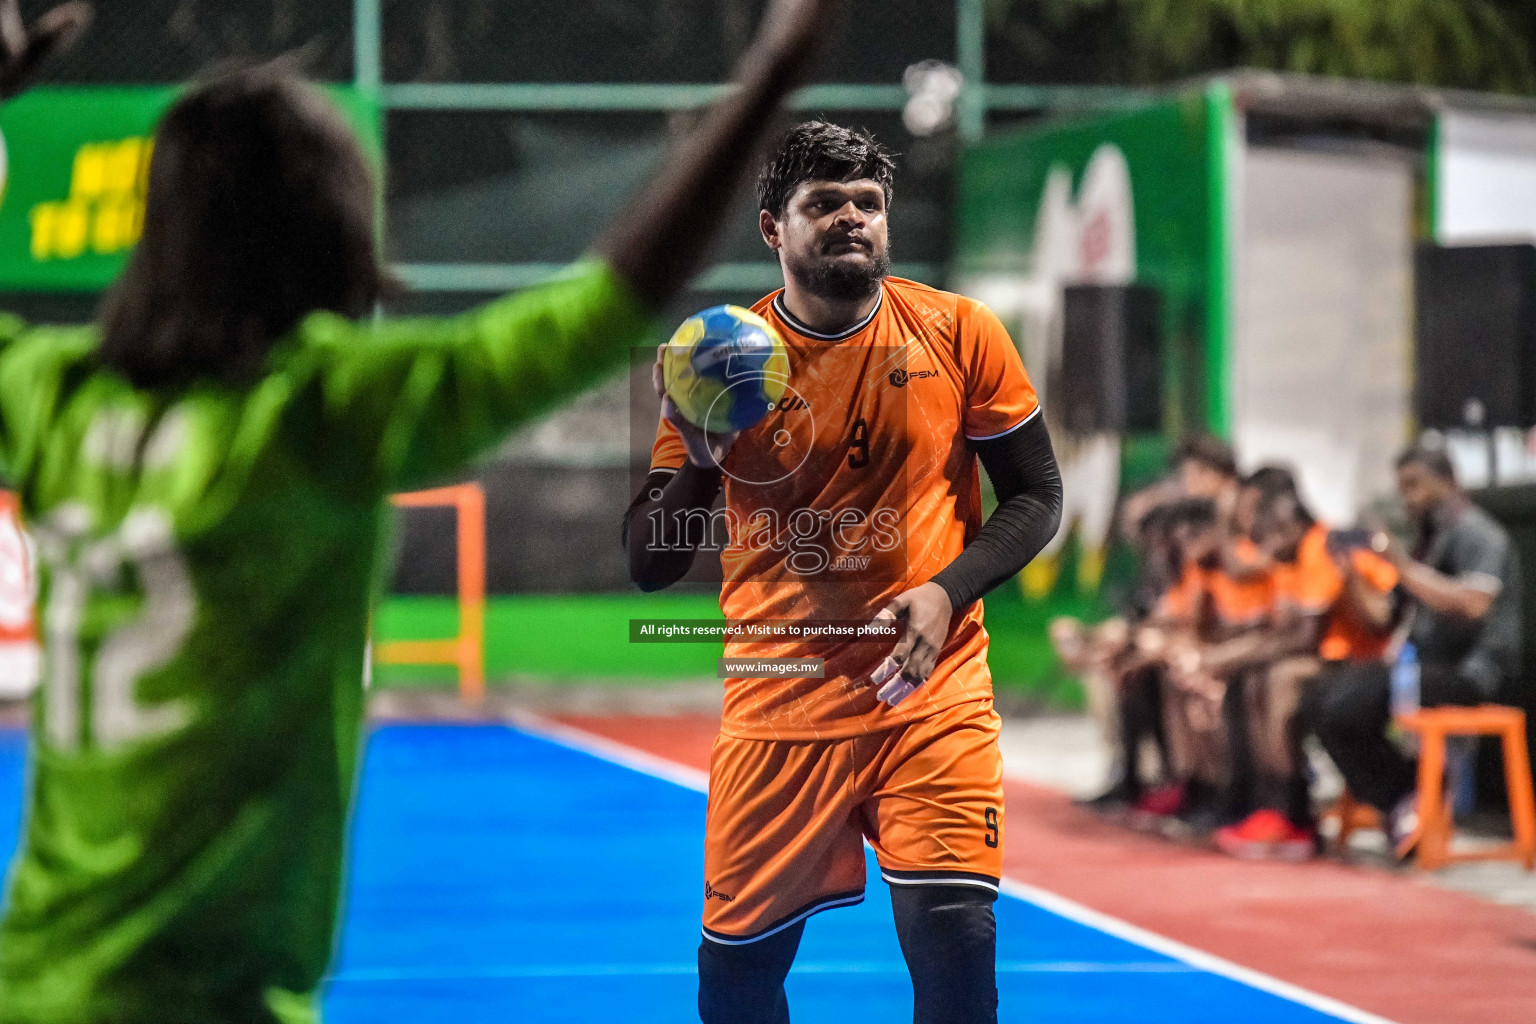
[880,871,1001,893]
[771,287,885,341]
[965,404,1041,442]
[700,891,867,946]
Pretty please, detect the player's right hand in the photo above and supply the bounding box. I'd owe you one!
[869,581,953,706]
[0,0,91,100]
[652,344,739,470]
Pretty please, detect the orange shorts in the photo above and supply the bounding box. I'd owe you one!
[701,698,1003,944]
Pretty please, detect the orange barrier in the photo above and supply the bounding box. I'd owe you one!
[376,484,486,703]
[1397,705,1536,870]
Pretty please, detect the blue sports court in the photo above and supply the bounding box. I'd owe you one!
[0,723,1361,1022]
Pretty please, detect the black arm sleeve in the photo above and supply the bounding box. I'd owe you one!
[929,413,1063,612]
[621,461,725,592]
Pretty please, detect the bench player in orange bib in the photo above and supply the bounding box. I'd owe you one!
[624,123,1063,1023]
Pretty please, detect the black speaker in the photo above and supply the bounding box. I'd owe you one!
[1060,284,1162,434]
[1415,243,1536,430]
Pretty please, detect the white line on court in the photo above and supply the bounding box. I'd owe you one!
[511,711,1402,1024]
[995,879,1399,1024]
[509,710,709,793]
[331,961,1198,983]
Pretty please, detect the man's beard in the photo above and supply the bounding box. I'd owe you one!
[784,244,891,302]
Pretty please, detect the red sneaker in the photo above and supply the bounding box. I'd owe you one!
[1271,819,1320,862]
[1216,809,1317,861]
[1132,784,1186,817]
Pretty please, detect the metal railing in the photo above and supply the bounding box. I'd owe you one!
[354,0,1135,293]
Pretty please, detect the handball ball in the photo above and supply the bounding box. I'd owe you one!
[662,305,790,434]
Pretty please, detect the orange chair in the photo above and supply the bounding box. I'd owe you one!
[1395,706,1536,871]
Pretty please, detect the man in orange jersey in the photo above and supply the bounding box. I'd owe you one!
[1116,434,1241,548]
[1072,438,1246,814]
[623,122,1062,1024]
[1129,497,1273,828]
[1209,469,1398,859]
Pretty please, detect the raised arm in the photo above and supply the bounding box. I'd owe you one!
[623,463,724,592]
[1380,528,1502,622]
[597,0,844,306]
[0,0,90,100]
[311,0,844,492]
[623,355,740,590]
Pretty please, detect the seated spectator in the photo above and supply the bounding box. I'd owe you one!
[1210,470,1398,860]
[1222,466,1289,583]
[1133,497,1273,829]
[1057,502,1181,810]
[1068,436,1245,813]
[1174,434,1242,530]
[1299,444,1523,851]
[1204,465,1295,820]
[1117,434,1241,547]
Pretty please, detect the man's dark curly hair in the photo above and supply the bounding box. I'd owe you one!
[756,121,896,218]
[1172,433,1238,480]
[1396,442,1457,483]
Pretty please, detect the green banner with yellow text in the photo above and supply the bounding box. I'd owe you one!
[0,86,380,292]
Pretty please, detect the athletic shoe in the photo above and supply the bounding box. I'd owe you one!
[1214,809,1318,862]
[1387,792,1420,861]
[1132,783,1186,818]
[1171,801,1224,840]
[1077,778,1140,814]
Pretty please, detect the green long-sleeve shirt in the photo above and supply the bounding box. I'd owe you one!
[0,260,652,1024]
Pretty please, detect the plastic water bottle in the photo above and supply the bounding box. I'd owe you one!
[1390,643,1421,720]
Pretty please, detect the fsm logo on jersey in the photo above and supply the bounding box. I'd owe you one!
[888,368,938,388]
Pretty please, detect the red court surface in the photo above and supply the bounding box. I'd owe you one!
[554,711,1536,1024]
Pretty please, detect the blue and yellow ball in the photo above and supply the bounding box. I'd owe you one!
[662,305,790,434]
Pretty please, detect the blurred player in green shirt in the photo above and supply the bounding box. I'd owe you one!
[0,0,844,1020]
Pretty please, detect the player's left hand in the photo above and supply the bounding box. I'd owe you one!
[652,343,739,469]
[0,0,91,101]
[869,582,953,706]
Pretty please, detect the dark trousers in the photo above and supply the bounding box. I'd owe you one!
[1118,666,1168,795]
[1297,661,1484,814]
[1223,670,1257,820]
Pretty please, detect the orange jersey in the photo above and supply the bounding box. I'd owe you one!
[1271,524,1398,662]
[1158,558,1273,635]
[649,278,1039,740]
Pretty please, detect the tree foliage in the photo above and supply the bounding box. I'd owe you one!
[987,0,1536,93]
